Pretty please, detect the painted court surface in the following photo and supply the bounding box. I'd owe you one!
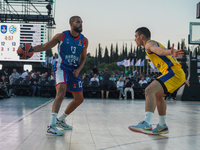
[0,97,200,150]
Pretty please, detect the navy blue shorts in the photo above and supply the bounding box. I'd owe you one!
[54,63,83,93]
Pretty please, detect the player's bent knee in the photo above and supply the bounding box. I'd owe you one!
[145,86,155,96]
[56,90,66,99]
[75,98,84,105]
[145,87,151,96]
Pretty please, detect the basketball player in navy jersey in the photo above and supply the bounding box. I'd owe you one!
[33,16,88,136]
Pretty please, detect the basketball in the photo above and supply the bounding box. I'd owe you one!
[17,43,34,59]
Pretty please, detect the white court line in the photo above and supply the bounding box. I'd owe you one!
[0,98,54,132]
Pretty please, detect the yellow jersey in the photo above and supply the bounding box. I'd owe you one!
[146,40,182,74]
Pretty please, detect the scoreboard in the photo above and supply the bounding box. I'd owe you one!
[0,23,46,62]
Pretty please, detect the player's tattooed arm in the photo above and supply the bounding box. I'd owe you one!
[145,41,171,56]
[73,37,88,77]
[146,41,184,58]
[33,33,63,52]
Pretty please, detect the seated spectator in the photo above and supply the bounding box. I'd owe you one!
[82,74,89,84]
[27,72,32,80]
[30,74,40,96]
[20,70,28,79]
[147,75,155,84]
[124,77,134,100]
[98,74,103,80]
[49,71,55,80]
[37,71,41,78]
[30,70,35,77]
[39,73,49,82]
[133,70,138,76]
[0,75,10,98]
[110,74,117,82]
[45,71,49,79]
[9,69,19,84]
[139,76,148,86]
[117,77,124,99]
[120,71,124,77]
[89,71,94,80]
[3,68,9,83]
[145,75,150,82]
[90,73,99,82]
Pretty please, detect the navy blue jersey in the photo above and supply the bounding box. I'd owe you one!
[56,30,85,69]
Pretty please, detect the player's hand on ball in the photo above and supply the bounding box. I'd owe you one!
[17,43,34,59]
[73,69,80,77]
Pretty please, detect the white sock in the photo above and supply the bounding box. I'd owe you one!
[159,115,166,126]
[144,111,154,125]
[50,113,57,126]
[58,112,68,121]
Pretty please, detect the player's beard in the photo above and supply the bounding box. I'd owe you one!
[74,26,82,33]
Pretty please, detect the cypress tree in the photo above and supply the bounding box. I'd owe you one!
[136,46,139,59]
[115,43,119,61]
[110,43,113,63]
[125,43,128,58]
[95,48,98,65]
[122,43,125,59]
[104,46,109,63]
[177,42,180,50]
[98,44,102,64]
[167,40,171,49]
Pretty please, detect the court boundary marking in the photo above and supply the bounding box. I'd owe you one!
[0,98,54,132]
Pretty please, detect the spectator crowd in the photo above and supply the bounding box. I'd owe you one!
[1,66,185,100]
[0,68,55,99]
[81,66,160,99]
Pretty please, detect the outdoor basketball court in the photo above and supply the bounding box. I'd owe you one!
[0,96,200,150]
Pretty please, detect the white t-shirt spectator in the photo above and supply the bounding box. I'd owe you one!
[20,72,28,79]
[117,81,124,88]
[139,80,148,85]
[90,77,99,82]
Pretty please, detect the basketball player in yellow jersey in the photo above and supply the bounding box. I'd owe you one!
[129,27,190,135]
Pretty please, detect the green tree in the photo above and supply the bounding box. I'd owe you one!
[98,43,102,64]
[95,48,98,65]
[110,43,113,63]
[113,43,119,61]
[125,43,128,58]
[177,42,180,50]
[137,46,143,59]
[122,43,125,59]
[136,46,139,58]
[80,55,95,75]
[167,40,171,49]
[104,46,109,63]
[129,43,133,58]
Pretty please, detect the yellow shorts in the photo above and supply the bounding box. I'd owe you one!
[156,66,185,94]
